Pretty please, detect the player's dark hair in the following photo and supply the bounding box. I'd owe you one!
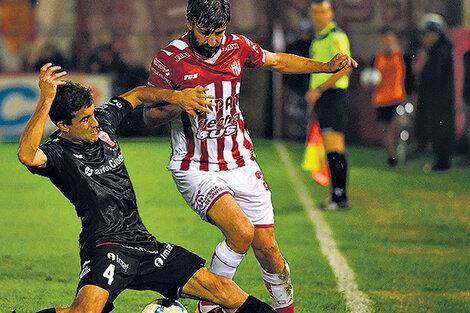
[186,0,230,32]
[49,81,93,125]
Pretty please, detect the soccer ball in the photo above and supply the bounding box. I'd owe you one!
[360,67,382,88]
[142,299,188,313]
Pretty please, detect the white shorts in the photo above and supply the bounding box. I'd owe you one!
[171,160,275,227]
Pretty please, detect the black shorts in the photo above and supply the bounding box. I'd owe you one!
[77,241,205,312]
[376,104,399,123]
[314,88,349,133]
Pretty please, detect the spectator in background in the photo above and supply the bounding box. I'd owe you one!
[86,42,151,138]
[33,41,69,71]
[370,28,406,167]
[306,0,352,210]
[413,14,455,171]
[86,42,148,95]
[463,48,470,151]
[0,0,37,71]
[282,19,313,139]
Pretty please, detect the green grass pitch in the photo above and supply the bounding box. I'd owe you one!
[1,138,469,312]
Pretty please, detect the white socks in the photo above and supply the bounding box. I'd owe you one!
[199,240,246,313]
[210,240,246,279]
[262,260,294,309]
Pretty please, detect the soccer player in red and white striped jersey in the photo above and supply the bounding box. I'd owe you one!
[145,1,357,312]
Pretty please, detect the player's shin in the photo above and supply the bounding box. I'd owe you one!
[262,260,294,313]
[199,240,246,312]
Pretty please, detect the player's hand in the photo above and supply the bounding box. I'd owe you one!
[327,53,358,73]
[175,85,215,119]
[39,63,67,103]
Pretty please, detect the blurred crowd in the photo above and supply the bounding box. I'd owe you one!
[1,0,469,169]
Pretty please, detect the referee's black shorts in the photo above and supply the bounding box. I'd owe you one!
[77,241,206,312]
[314,88,349,133]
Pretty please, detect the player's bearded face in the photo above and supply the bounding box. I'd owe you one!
[189,24,226,58]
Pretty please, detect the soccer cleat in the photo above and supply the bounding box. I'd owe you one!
[387,156,397,167]
[196,301,223,313]
[276,302,294,313]
[319,197,350,210]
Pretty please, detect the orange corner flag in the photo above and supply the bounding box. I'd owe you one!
[301,122,331,186]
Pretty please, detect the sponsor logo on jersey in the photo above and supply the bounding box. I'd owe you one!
[85,167,94,177]
[222,43,239,52]
[151,68,172,84]
[184,73,198,81]
[175,52,191,62]
[230,60,241,76]
[154,244,174,267]
[98,131,116,147]
[194,186,227,213]
[196,93,241,140]
[196,113,239,140]
[107,252,129,272]
[79,260,91,280]
[84,153,124,176]
[153,58,170,76]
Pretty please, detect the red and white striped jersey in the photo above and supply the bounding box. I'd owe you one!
[148,33,267,171]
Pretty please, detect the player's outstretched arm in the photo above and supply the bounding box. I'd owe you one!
[142,104,182,128]
[18,63,67,167]
[262,51,357,74]
[141,85,215,127]
[120,85,214,119]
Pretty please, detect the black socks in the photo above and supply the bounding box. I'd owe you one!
[327,152,348,201]
[235,295,277,313]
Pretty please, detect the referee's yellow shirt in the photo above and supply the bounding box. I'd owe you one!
[309,21,350,90]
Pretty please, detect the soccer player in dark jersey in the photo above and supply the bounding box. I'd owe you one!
[143,1,357,312]
[18,63,280,313]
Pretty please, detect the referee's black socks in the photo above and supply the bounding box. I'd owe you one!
[327,152,348,201]
[36,309,56,313]
[235,295,277,313]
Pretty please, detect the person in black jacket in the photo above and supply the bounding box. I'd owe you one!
[463,49,470,150]
[413,15,455,171]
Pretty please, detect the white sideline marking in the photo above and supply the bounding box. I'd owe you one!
[274,142,374,313]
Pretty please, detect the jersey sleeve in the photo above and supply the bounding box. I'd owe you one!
[147,51,174,89]
[94,97,133,136]
[27,142,62,177]
[240,35,266,68]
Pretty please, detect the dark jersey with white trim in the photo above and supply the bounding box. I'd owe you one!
[28,97,155,250]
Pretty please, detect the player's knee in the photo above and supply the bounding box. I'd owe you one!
[227,222,254,251]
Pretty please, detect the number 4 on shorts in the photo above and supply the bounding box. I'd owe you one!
[103,264,115,285]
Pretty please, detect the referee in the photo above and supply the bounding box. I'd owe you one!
[306,0,352,210]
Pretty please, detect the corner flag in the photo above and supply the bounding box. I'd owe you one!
[301,121,331,186]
